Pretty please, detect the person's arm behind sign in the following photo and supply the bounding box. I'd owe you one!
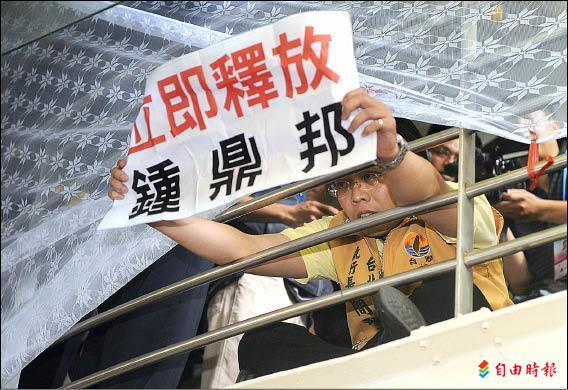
[236,194,339,227]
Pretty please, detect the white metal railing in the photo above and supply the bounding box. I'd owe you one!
[62,130,567,388]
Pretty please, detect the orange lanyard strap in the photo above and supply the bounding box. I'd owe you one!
[527,135,554,191]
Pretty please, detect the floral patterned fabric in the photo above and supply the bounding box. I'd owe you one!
[1,1,566,386]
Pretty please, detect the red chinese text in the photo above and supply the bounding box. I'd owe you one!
[526,362,540,378]
[129,95,166,155]
[542,362,557,377]
[493,361,557,379]
[273,25,340,98]
[211,43,278,118]
[496,362,507,377]
[157,65,217,136]
[509,364,522,376]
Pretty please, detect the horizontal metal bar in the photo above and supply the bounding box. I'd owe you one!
[408,126,462,152]
[56,153,567,343]
[64,224,566,389]
[1,2,122,56]
[213,158,378,223]
[466,154,566,199]
[214,127,460,223]
[466,224,567,268]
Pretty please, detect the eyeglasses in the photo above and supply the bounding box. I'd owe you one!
[328,171,385,198]
[430,146,458,161]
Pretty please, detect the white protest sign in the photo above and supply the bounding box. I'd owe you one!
[99,11,376,229]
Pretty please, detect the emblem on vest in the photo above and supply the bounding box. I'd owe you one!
[403,232,430,257]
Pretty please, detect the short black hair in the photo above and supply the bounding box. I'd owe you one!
[394,118,427,159]
[428,123,482,148]
[395,117,422,142]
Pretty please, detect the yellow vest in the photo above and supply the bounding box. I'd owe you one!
[328,210,512,350]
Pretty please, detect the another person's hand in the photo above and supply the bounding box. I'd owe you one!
[341,88,398,162]
[495,189,545,222]
[108,159,128,201]
[305,184,328,203]
[282,201,339,228]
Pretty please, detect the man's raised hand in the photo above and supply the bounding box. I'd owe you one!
[108,159,129,201]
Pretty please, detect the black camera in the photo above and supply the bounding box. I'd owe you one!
[441,143,528,204]
[477,145,528,204]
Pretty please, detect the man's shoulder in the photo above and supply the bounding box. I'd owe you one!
[308,215,334,230]
[445,180,493,213]
[280,215,333,239]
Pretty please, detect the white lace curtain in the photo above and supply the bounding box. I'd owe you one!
[1,1,566,387]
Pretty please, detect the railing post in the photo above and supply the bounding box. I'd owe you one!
[455,128,476,315]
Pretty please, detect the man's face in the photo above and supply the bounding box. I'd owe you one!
[332,168,398,237]
[428,139,460,181]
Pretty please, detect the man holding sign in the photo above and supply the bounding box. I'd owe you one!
[108,87,513,377]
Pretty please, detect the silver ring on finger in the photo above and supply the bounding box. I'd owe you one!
[375,118,384,131]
